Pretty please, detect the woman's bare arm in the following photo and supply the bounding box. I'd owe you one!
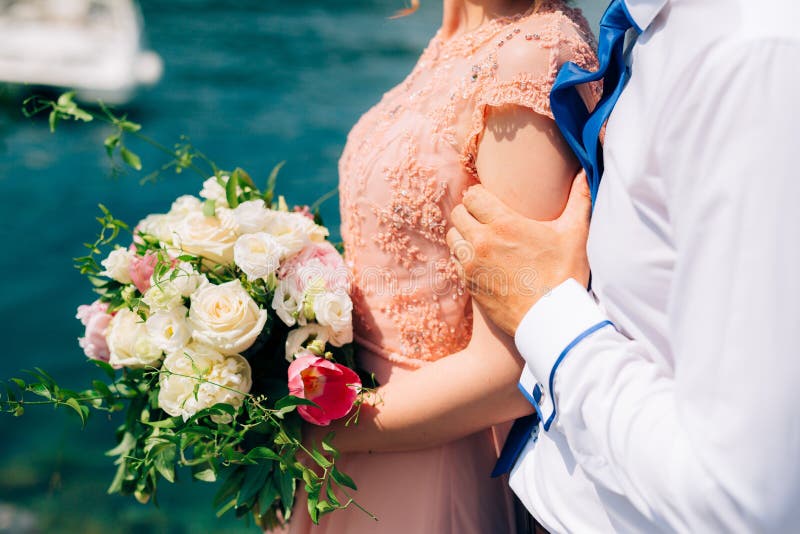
[312,104,580,454]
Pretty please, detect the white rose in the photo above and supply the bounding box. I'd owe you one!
[284,323,330,362]
[142,281,184,312]
[271,278,303,327]
[146,305,192,353]
[100,248,134,284]
[152,262,207,297]
[312,292,353,346]
[230,199,273,234]
[173,211,238,266]
[107,309,163,368]
[189,280,267,355]
[266,212,329,258]
[233,233,286,281]
[158,342,252,422]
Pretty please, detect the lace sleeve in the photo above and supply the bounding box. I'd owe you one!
[461,11,601,179]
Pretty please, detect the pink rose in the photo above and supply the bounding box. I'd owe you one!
[76,300,113,362]
[129,252,159,294]
[287,352,360,426]
[279,242,349,294]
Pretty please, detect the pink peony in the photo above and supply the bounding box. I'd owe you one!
[76,300,113,362]
[287,352,360,426]
[128,252,159,294]
[279,242,349,294]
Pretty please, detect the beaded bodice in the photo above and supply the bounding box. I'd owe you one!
[339,1,599,367]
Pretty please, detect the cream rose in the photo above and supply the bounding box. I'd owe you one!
[188,280,267,355]
[107,309,163,369]
[233,232,286,281]
[146,305,192,354]
[173,211,238,266]
[100,248,134,284]
[312,292,354,346]
[158,342,252,422]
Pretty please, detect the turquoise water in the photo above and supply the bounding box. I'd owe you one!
[0,1,601,532]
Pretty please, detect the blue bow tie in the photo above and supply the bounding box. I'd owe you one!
[550,0,640,205]
[492,0,639,478]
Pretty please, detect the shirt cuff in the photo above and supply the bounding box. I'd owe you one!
[514,278,610,428]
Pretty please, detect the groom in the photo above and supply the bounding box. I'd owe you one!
[448,0,800,532]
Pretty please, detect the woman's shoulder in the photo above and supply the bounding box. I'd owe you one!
[492,3,598,82]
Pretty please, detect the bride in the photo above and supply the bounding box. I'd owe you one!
[285,0,599,532]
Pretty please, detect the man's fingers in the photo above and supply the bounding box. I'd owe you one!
[450,204,482,241]
[558,171,592,226]
[462,185,509,224]
[446,226,475,267]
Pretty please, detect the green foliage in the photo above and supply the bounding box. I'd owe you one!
[0,363,367,527]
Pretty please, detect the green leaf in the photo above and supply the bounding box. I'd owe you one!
[64,397,88,426]
[265,161,285,201]
[276,469,296,519]
[194,468,217,482]
[245,446,282,463]
[225,172,239,209]
[238,464,270,506]
[106,431,137,457]
[92,380,112,399]
[308,448,332,469]
[120,147,142,171]
[10,378,26,389]
[48,110,57,132]
[153,444,177,483]
[232,167,255,189]
[274,395,318,411]
[104,133,120,157]
[330,467,357,491]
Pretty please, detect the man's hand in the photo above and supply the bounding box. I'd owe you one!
[446,173,592,336]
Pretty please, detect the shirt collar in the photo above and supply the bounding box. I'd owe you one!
[623,0,668,33]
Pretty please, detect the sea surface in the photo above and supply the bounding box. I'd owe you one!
[0,1,601,532]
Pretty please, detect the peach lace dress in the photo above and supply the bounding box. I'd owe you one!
[287,2,599,533]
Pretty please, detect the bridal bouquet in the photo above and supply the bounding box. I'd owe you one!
[1,93,370,529]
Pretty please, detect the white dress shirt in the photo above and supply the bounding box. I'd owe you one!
[509,0,800,532]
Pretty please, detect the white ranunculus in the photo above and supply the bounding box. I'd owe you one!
[284,323,330,362]
[172,211,238,266]
[158,342,252,422]
[189,280,267,355]
[142,281,184,312]
[107,309,163,368]
[266,212,329,258]
[230,199,273,234]
[152,262,207,297]
[100,248,134,284]
[272,278,303,327]
[312,292,353,346]
[146,305,192,354]
[233,233,286,281]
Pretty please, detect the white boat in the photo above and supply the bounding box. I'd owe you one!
[0,0,163,104]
